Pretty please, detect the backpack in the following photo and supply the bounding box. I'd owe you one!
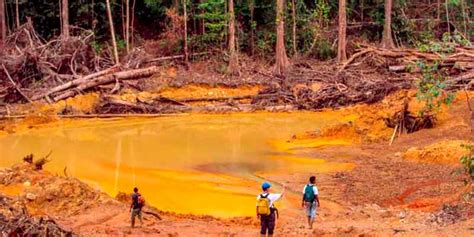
[137,194,145,207]
[256,193,271,216]
[304,185,315,202]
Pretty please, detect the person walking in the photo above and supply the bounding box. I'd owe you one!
[302,176,319,229]
[130,187,145,228]
[256,182,285,237]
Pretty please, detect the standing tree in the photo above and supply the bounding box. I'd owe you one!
[274,0,289,76]
[61,0,70,37]
[106,0,120,64]
[248,0,255,56]
[228,0,239,74]
[1,0,6,42]
[381,0,395,48]
[291,0,297,57]
[337,0,347,63]
[15,0,20,28]
[131,0,136,48]
[183,0,189,66]
[125,0,130,53]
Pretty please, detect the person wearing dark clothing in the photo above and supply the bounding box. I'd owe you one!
[256,182,285,237]
[259,212,276,236]
[130,187,144,228]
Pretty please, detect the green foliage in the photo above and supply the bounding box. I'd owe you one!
[368,5,384,26]
[116,38,126,51]
[314,0,331,26]
[256,31,276,59]
[91,41,103,54]
[4,0,471,62]
[196,0,227,47]
[459,144,474,184]
[442,32,470,46]
[415,61,455,116]
[416,31,470,54]
[315,40,335,60]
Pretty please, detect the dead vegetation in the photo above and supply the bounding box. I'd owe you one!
[0,20,473,119]
[0,194,74,237]
[339,44,474,90]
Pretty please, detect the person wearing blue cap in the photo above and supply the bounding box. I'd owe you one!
[256,181,285,237]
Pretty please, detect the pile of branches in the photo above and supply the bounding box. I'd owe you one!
[34,66,160,102]
[0,19,161,105]
[0,195,74,236]
[0,19,113,104]
[339,44,474,90]
[252,68,408,110]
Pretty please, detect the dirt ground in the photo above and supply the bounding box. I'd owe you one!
[1,90,473,236]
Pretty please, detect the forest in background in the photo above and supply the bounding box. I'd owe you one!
[0,0,472,106]
[0,0,472,64]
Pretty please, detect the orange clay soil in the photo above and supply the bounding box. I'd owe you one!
[0,91,473,236]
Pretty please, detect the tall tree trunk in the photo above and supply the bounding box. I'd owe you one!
[106,0,120,64]
[121,0,125,44]
[337,0,347,62]
[125,0,130,53]
[461,0,467,40]
[445,0,450,37]
[437,0,441,20]
[228,0,238,74]
[15,0,19,28]
[61,0,69,37]
[0,0,5,43]
[291,0,297,57]
[131,0,136,48]
[274,0,289,76]
[381,0,395,48]
[183,0,189,66]
[248,0,255,56]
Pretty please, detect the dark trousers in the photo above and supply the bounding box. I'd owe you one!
[260,211,276,235]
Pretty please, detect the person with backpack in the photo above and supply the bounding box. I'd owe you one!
[130,187,145,228]
[256,182,285,237]
[302,176,320,229]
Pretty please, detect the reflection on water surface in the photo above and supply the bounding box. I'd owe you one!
[0,112,354,217]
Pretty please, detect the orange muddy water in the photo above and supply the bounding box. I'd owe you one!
[0,112,354,217]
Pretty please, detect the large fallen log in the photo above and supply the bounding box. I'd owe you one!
[53,66,159,101]
[32,66,121,101]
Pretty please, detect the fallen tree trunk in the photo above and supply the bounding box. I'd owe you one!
[53,66,159,101]
[32,66,121,101]
[453,70,474,81]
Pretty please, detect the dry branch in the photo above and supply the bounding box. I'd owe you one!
[337,48,374,74]
[32,66,120,100]
[53,66,159,101]
[2,64,32,103]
